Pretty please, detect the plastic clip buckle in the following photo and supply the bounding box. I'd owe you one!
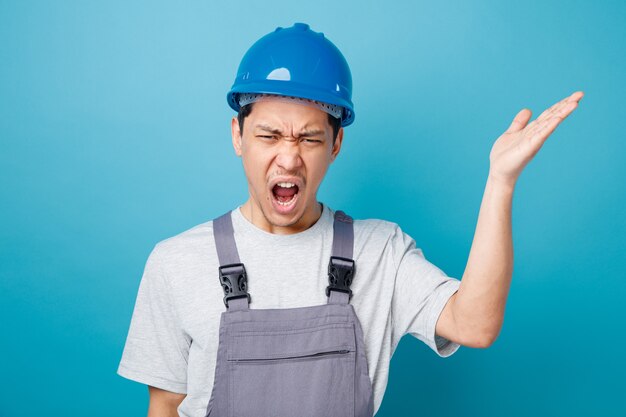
[326,256,355,298]
[219,263,251,308]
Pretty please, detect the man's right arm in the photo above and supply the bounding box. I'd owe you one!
[147,386,186,417]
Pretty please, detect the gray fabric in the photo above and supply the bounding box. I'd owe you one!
[212,211,240,265]
[206,209,372,416]
[214,212,249,311]
[117,203,462,416]
[328,291,350,305]
[223,297,248,312]
[331,210,354,259]
[206,305,373,417]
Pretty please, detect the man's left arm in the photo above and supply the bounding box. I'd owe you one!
[436,91,584,348]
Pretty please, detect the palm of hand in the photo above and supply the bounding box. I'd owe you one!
[489,91,584,187]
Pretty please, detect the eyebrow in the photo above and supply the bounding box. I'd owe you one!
[255,124,283,135]
[298,129,325,137]
[254,124,325,138]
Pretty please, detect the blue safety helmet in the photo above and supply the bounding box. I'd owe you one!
[227,23,355,127]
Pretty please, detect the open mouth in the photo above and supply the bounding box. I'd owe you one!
[272,182,300,206]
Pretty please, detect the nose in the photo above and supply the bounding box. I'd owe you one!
[274,138,303,172]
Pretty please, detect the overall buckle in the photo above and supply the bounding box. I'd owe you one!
[326,256,355,298]
[219,263,251,308]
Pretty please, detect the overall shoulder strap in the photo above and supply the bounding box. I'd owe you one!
[327,210,356,305]
[213,211,250,311]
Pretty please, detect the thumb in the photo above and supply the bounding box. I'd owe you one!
[505,108,532,133]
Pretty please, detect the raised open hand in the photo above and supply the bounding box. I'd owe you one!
[488,91,584,188]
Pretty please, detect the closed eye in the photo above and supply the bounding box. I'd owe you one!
[255,135,322,144]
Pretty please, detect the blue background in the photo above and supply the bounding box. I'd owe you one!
[1,1,624,416]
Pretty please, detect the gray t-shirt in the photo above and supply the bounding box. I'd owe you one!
[118,204,461,416]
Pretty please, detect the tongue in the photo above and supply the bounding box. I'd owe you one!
[273,185,298,201]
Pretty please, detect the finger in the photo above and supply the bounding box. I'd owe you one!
[524,98,577,137]
[528,101,579,146]
[551,99,579,121]
[536,91,584,123]
[537,99,579,129]
[567,91,585,103]
[536,96,570,122]
[505,108,532,133]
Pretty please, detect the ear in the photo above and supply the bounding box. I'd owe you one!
[231,116,242,157]
[330,127,344,162]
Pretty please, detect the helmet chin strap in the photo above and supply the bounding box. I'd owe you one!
[238,93,343,120]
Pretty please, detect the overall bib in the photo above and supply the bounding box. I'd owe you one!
[205,210,374,417]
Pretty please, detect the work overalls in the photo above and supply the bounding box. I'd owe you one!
[205,210,374,417]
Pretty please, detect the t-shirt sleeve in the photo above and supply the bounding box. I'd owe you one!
[390,225,462,358]
[117,244,190,394]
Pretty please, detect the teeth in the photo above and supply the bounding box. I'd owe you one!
[276,182,295,188]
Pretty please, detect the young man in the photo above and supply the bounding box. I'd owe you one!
[118,23,583,417]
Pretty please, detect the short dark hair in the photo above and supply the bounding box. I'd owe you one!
[237,102,342,145]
